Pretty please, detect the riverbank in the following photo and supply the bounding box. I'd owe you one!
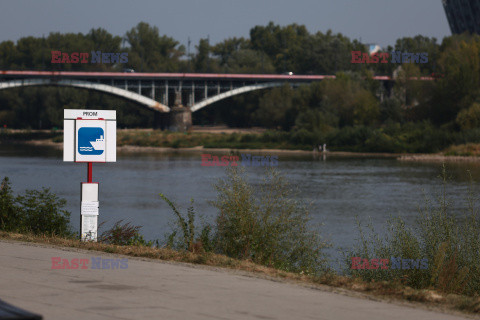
[399,154,480,162]
[3,129,480,161]
[14,139,405,158]
[0,231,477,318]
[15,139,480,163]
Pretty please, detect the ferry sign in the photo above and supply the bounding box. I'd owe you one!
[76,120,106,162]
[64,109,116,162]
[63,109,116,242]
[78,126,105,155]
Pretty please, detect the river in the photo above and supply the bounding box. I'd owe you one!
[1,143,480,266]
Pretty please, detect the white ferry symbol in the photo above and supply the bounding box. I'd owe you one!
[89,135,105,151]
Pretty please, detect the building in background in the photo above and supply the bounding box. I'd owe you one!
[367,44,382,55]
[442,0,480,34]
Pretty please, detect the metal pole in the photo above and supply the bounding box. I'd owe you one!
[88,162,92,183]
[192,82,195,106]
[165,80,169,106]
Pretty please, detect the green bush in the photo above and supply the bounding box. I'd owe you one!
[0,177,73,237]
[16,188,73,237]
[0,177,19,231]
[326,126,373,151]
[260,130,290,143]
[160,167,330,274]
[345,165,480,295]
[364,131,404,153]
[289,128,317,147]
[456,103,480,131]
[211,166,329,275]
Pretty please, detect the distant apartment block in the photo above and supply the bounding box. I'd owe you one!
[442,0,480,34]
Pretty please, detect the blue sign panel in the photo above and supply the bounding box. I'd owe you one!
[78,127,105,155]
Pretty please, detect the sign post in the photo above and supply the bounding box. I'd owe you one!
[63,109,116,241]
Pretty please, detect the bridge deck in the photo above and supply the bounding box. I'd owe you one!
[0,70,434,81]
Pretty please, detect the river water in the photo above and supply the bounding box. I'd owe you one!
[2,143,480,265]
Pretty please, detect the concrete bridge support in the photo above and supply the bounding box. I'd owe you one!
[167,106,192,132]
[159,91,192,132]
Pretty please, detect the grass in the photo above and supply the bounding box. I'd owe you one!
[0,129,62,142]
[1,230,480,315]
[345,165,480,296]
[5,128,480,157]
[444,143,480,157]
[0,128,314,151]
[116,129,302,150]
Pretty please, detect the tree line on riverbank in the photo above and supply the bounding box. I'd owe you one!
[1,22,480,153]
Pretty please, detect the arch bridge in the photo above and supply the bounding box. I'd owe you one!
[0,71,431,130]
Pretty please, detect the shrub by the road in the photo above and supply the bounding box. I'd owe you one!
[99,219,154,246]
[346,165,480,296]
[0,176,73,237]
[161,167,330,275]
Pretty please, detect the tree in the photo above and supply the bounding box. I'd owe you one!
[212,37,250,66]
[0,41,18,69]
[194,38,211,72]
[255,84,295,130]
[456,102,480,130]
[250,22,310,73]
[125,22,184,72]
[430,35,480,124]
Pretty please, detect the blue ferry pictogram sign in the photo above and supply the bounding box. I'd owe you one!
[78,127,105,155]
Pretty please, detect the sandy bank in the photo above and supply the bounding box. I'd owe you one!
[398,154,480,162]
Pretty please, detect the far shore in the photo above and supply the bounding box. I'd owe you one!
[8,139,480,162]
[14,139,401,157]
[398,154,480,162]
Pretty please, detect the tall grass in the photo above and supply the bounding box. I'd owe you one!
[98,220,154,246]
[160,195,214,253]
[211,166,330,274]
[161,167,330,275]
[345,165,480,296]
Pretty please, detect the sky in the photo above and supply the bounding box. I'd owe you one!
[0,0,452,49]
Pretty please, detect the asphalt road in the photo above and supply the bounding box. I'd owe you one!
[0,240,471,320]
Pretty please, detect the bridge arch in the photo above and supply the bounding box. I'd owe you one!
[0,78,170,112]
[190,82,285,112]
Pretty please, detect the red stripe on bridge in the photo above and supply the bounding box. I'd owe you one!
[0,70,434,81]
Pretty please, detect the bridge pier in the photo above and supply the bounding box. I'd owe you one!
[167,106,192,132]
[154,91,191,132]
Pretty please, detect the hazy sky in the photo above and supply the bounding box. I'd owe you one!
[0,0,451,49]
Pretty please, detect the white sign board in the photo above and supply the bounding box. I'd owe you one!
[64,109,116,162]
[81,201,99,215]
[81,183,99,242]
[81,215,98,241]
